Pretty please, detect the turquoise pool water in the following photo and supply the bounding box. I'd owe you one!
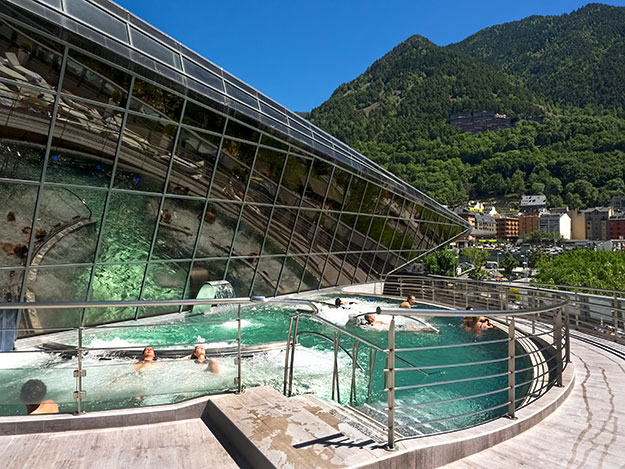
[0,294,532,435]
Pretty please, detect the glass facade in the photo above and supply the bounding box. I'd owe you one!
[0,0,468,332]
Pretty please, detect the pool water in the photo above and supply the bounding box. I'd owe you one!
[0,294,532,435]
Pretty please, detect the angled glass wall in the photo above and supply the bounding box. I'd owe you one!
[0,0,468,335]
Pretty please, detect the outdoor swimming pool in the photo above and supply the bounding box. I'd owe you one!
[0,294,533,435]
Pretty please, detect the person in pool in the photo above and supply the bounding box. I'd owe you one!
[183,345,220,374]
[399,295,416,308]
[20,379,59,415]
[135,346,158,370]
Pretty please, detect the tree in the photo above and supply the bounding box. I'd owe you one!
[423,249,458,276]
[501,253,520,277]
[461,247,489,280]
[522,230,562,245]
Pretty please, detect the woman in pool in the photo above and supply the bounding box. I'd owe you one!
[184,345,220,374]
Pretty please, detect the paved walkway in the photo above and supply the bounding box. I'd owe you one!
[446,334,625,469]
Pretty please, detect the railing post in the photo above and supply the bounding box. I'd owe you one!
[387,315,396,451]
[73,326,86,414]
[574,292,580,328]
[554,308,563,387]
[507,316,516,419]
[283,317,294,396]
[367,349,376,402]
[564,303,570,365]
[288,314,300,397]
[612,293,619,335]
[331,331,341,403]
[236,304,242,393]
[350,340,359,405]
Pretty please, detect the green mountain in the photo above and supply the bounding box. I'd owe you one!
[309,4,625,209]
[449,3,625,109]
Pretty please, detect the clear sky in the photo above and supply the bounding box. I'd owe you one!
[117,1,625,112]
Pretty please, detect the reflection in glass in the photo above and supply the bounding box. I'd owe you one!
[312,214,335,254]
[343,176,366,213]
[115,114,174,192]
[153,197,203,260]
[291,209,319,254]
[209,138,256,200]
[320,253,340,288]
[303,160,332,209]
[0,19,62,89]
[0,141,45,182]
[195,202,241,259]
[166,127,220,197]
[358,252,375,282]
[277,154,311,207]
[325,169,349,211]
[0,182,38,267]
[262,207,295,256]
[26,265,91,328]
[248,147,285,202]
[188,259,227,299]
[278,256,305,295]
[360,184,380,214]
[38,186,105,265]
[64,49,131,105]
[339,253,359,285]
[86,263,145,324]
[233,205,271,258]
[225,258,255,297]
[183,98,225,134]
[0,268,22,303]
[251,256,281,297]
[98,192,159,263]
[260,134,289,152]
[225,119,260,143]
[301,255,324,292]
[139,262,189,318]
[331,215,352,253]
[49,98,121,186]
[131,78,183,121]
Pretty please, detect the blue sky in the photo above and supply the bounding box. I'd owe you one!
[117,1,625,112]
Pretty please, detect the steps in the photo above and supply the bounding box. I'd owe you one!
[204,386,388,468]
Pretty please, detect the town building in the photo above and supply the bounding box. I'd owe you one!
[539,213,571,240]
[609,211,625,240]
[520,195,547,214]
[519,214,539,237]
[496,217,519,240]
[583,207,613,240]
[567,210,587,240]
[611,195,625,212]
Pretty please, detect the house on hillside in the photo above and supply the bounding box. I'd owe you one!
[520,195,547,214]
[539,212,571,240]
[583,207,613,240]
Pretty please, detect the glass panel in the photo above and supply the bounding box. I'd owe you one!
[85,263,145,324]
[277,153,311,207]
[131,78,183,121]
[97,192,159,263]
[129,27,179,69]
[64,49,131,105]
[0,19,62,89]
[37,186,105,265]
[339,253,359,285]
[301,255,324,291]
[0,139,45,182]
[350,215,370,252]
[153,197,203,260]
[26,265,90,328]
[209,139,256,200]
[320,254,340,288]
[225,258,255,297]
[188,259,227,299]
[331,215,352,253]
[0,182,38,267]
[312,214,335,254]
[344,176,366,213]
[248,147,285,203]
[64,1,128,41]
[262,207,295,256]
[195,202,241,258]
[371,252,388,278]
[278,256,304,295]
[260,134,289,152]
[368,217,386,246]
[358,252,375,282]
[325,169,349,211]
[49,98,121,186]
[251,256,281,297]
[290,209,319,254]
[233,205,271,258]
[182,99,225,134]
[139,261,189,318]
[361,184,381,214]
[0,268,22,306]
[166,127,219,197]
[225,119,259,143]
[115,114,173,192]
[303,160,332,209]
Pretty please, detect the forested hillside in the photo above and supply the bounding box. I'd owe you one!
[308,4,625,208]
